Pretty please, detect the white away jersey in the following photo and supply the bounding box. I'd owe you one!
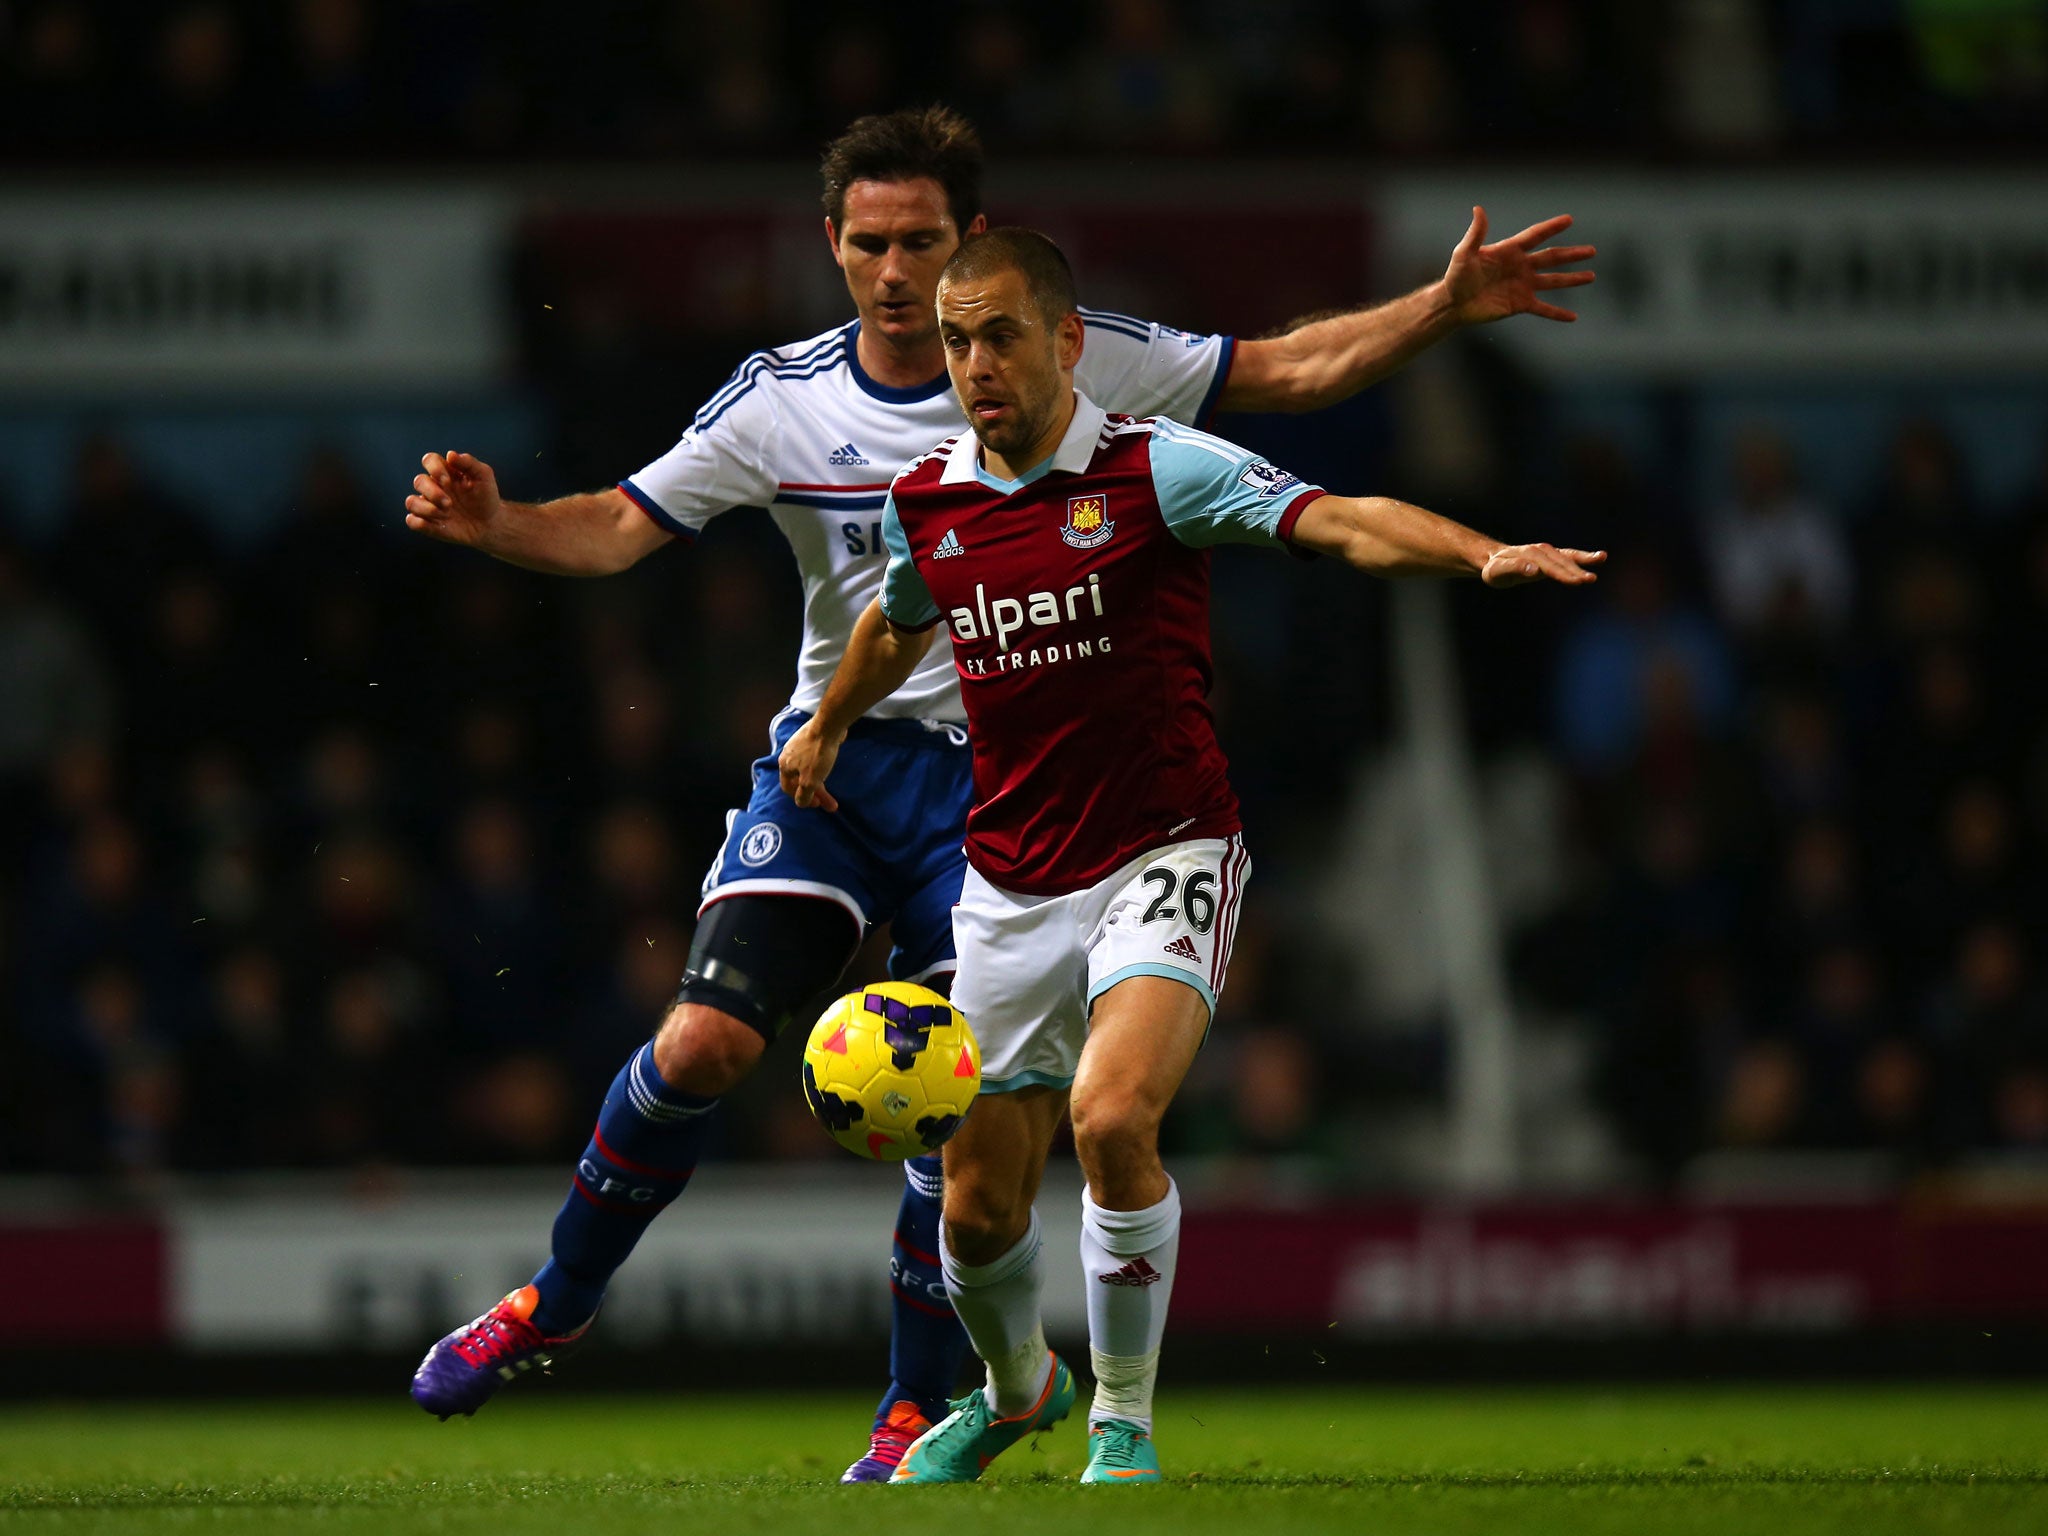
[620,313,1234,722]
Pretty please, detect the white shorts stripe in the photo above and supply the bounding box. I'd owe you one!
[1213,835,1249,991]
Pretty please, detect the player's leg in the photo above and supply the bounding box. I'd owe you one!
[529,893,861,1329]
[850,849,972,1478]
[834,721,978,1479]
[890,1086,1078,1483]
[410,894,859,1419]
[891,865,1090,1483]
[1071,834,1249,1483]
[1069,976,1208,1479]
[940,1083,1069,1408]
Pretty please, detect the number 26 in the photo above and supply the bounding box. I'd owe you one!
[1139,866,1216,934]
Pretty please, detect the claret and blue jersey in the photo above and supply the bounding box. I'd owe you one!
[617,314,1234,970]
[879,392,1325,899]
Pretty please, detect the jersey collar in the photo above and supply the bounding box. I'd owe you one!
[844,323,953,403]
[941,391,1107,491]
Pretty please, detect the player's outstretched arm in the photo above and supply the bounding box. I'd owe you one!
[1219,207,1595,414]
[779,600,937,813]
[1290,494,1605,588]
[404,451,672,577]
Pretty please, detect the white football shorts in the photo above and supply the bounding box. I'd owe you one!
[950,834,1251,1094]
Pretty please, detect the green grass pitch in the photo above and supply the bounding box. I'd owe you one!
[3,1386,2044,1534]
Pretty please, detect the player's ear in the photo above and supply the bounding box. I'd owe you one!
[824,217,846,269]
[964,212,988,237]
[1056,309,1085,369]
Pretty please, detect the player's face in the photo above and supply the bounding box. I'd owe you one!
[827,179,985,349]
[937,268,1085,461]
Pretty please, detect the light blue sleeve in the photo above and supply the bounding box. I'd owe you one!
[1145,422,1325,548]
[878,492,940,630]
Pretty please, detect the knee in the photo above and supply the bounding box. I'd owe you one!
[1069,1086,1161,1168]
[651,1004,765,1096]
[942,1179,1032,1267]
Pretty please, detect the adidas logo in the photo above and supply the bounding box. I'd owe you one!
[827,442,871,466]
[1098,1257,1165,1288]
[932,528,965,559]
[1162,935,1200,961]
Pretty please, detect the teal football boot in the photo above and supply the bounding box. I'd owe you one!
[889,1353,1076,1483]
[1080,1418,1162,1483]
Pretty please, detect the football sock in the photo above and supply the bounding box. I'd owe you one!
[530,1041,717,1334]
[872,1155,971,1428]
[1080,1178,1181,1434]
[942,1208,1053,1418]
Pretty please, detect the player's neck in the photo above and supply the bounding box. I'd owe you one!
[983,389,1078,483]
[853,322,947,391]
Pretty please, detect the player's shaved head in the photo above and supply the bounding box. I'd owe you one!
[820,106,984,236]
[940,228,1078,327]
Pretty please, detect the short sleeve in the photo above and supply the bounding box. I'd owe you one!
[1145,421,1328,549]
[616,357,783,539]
[878,493,940,631]
[1071,310,1235,429]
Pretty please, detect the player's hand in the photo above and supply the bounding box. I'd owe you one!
[779,721,844,813]
[1442,207,1596,326]
[404,450,504,547]
[1481,544,1606,588]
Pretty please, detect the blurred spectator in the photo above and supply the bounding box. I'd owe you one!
[0,535,113,863]
[0,1,2034,161]
[173,744,271,934]
[581,799,680,963]
[125,568,254,760]
[179,948,302,1168]
[1717,1037,1805,1149]
[1079,0,1227,147]
[438,796,565,1052]
[151,2,251,149]
[1703,431,1853,648]
[1664,0,1783,148]
[950,8,1059,146]
[306,965,443,1165]
[289,0,386,146]
[17,811,193,1048]
[1365,27,1460,151]
[8,1,105,147]
[1857,420,1988,648]
[1554,547,1742,776]
[50,435,217,665]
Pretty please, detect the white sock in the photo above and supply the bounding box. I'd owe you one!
[942,1210,1052,1418]
[1089,1345,1162,1434]
[1080,1180,1180,1434]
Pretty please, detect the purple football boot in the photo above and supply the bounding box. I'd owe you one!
[841,1399,935,1483]
[410,1285,593,1419]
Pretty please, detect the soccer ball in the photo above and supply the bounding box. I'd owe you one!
[801,981,980,1161]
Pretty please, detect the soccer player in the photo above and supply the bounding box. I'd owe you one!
[402,108,1594,1479]
[776,227,1601,1484]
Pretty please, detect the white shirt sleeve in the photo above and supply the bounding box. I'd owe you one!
[615,356,784,540]
[1072,309,1235,428]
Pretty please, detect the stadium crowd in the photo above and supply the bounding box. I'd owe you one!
[4,401,2047,1185]
[3,0,2045,1192]
[9,0,2043,162]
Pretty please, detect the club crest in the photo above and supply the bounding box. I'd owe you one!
[1061,493,1115,549]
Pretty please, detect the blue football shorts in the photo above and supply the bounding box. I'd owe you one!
[699,706,972,982]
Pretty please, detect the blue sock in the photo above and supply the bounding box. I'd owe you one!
[530,1041,716,1334]
[874,1155,971,1427]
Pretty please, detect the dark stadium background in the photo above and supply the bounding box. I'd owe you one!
[3,0,2046,1390]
